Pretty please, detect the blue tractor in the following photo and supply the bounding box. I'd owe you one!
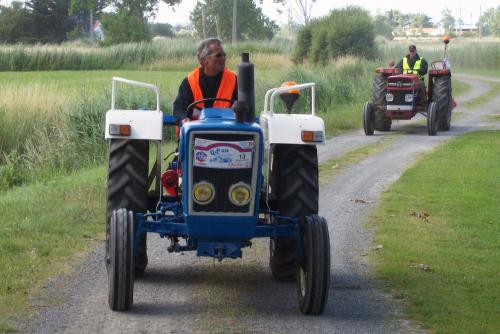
[104,53,330,315]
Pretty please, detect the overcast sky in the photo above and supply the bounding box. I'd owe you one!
[1,0,498,27]
[156,0,498,26]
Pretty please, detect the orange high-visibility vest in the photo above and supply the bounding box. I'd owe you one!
[187,67,236,115]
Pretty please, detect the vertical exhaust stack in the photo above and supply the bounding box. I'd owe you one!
[237,52,255,122]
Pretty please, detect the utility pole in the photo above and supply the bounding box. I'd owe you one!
[479,6,482,38]
[202,4,207,38]
[89,8,94,42]
[232,0,237,44]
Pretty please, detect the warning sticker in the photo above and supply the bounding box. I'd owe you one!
[193,138,254,169]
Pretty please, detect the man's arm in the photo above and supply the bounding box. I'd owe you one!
[419,58,428,76]
[173,78,194,126]
[395,58,404,71]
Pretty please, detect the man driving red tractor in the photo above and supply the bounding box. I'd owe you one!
[396,44,429,105]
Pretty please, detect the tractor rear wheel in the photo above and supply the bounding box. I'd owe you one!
[106,139,149,275]
[297,215,330,315]
[372,73,392,131]
[432,75,452,131]
[363,102,375,136]
[269,144,319,281]
[107,209,135,311]
[427,102,438,136]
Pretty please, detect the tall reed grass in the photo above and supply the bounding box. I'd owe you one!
[376,38,500,69]
[0,55,374,190]
[0,39,294,71]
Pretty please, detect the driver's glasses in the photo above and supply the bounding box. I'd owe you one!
[208,52,226,58]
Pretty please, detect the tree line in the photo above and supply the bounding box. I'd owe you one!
[0,0,279,45]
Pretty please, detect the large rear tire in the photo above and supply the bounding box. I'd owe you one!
[363,102,375,136]
[297,215,330,315]
[106,139,149,275]
[269,145,319,281]
[108,209,135,311]
[372,73,392,131]
[427,102,438,136]
[432,75,452,131]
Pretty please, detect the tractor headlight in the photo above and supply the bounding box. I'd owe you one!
[405,94,413,102]
[386,93,394,102]
[228,182,251,206]
[193,181,215,205]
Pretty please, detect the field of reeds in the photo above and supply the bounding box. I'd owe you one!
[1,37,499,190]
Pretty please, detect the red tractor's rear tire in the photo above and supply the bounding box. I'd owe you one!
[372,73,392,131]
[106,139,149,275]
[269,144,319,281]
[432,75,452,131]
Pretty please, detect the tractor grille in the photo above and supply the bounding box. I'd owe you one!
[189,132,258,215]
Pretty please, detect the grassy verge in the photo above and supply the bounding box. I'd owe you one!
[0,167,106,332]
[370,131,500,334]
[463,82,500,109]
[455,67,500,79]
[451,78,471,98]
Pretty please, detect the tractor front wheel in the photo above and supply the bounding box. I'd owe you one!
[427,102,438,136]
[297,215,330,315]
[269,144,319,281]
[363,102,375,136]
[107,209,135,311]
[106,139,149,275]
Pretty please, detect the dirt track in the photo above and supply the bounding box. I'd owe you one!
[20,73,500,333]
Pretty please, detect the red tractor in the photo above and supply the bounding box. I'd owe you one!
[363,36,456,136]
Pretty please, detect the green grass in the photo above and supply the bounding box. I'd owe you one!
[463,82,500,108]
[0,166,106,331]
[319,136,396,185]
[455,67,500,79]
[451,79,471,98]
[370,131,500,334]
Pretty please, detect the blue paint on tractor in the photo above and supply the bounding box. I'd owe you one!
[134,107,300,260]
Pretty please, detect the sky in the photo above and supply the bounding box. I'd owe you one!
[155,0,499,27]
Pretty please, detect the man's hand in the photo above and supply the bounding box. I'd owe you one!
[181,117,190,125]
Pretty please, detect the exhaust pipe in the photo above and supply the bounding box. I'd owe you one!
[236,52,255,123]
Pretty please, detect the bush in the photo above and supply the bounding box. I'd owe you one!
[101,11,150,46]
[292,26,312,64]
[293,6,377,65]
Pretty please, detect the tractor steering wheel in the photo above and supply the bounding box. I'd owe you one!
[186,98,233,113]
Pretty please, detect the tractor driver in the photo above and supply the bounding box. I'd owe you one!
[395,44,429,105]
[173,38,238,126]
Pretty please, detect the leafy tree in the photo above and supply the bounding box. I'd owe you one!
[69,0,108,40]
[373,14,393,39]
[0,2,35,43]
[293,6,376,65]
[441,8,455,34]
[291,25,311,63]
[409,13,432,29]
[149,22,174,37]
[100,10,150,44]
[310,29,328,66]
[480,6,500,37]
[190,0,277,41]
[26,0,75,43]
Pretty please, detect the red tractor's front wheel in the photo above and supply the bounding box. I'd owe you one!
[363,102,375,136]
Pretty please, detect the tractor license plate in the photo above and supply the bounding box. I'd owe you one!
[193,138,253,169]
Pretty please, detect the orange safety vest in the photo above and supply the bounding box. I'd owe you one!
[187,67,236,115]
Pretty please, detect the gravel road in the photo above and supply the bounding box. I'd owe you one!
[19,73,499,334]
